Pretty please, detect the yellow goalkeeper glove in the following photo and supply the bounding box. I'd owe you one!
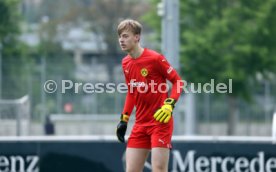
[154,98,176,123]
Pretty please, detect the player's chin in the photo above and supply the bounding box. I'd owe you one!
[121,46,129,52]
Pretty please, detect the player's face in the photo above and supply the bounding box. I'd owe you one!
[118,30,140,52]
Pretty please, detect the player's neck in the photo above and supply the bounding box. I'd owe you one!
[129,45,144,59]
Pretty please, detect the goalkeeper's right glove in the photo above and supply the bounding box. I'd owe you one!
[116,114,129,143]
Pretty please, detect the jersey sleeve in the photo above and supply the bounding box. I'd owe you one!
[121,66,135,116]
[156,55,184,101]
[122,92,135,116]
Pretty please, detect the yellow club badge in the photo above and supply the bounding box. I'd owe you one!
[140,68,148,77]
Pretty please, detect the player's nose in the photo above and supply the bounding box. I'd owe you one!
[119,39,124,44]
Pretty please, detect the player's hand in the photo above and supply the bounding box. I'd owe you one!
[154,98,176,123]
[116,114,129,143]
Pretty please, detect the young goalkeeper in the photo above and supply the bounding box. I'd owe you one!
[116,19,183,172]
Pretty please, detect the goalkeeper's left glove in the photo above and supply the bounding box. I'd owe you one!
[154,98,176,123]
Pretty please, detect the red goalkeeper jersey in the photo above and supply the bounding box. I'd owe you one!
[122,48,183,126]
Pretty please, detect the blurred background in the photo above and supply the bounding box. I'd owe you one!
[0,0,275,137]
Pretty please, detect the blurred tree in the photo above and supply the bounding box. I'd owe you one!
[87,0,149,81]
[0,0,31,99]
[141,0,161,47]
[0,0,19,38]
[88,0,148,54]
[145,0,276,135]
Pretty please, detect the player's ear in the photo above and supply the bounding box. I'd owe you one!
[135,34,141,42]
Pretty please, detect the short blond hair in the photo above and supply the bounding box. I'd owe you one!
[117,19,142,36]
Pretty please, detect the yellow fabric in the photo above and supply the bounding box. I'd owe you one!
[121,114,129,122]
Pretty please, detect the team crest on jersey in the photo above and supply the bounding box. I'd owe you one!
[140,68,148,77]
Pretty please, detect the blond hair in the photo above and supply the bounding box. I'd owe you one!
[117,19,142,36]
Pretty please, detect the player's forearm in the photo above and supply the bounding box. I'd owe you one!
[122,91,135,116]
[169,74,183,101]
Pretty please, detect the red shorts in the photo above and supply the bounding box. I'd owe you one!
[127,121,173,149]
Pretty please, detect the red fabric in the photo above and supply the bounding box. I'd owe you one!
[122,91,135,116]
[122,48,183,126]
[127,121,173,149]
